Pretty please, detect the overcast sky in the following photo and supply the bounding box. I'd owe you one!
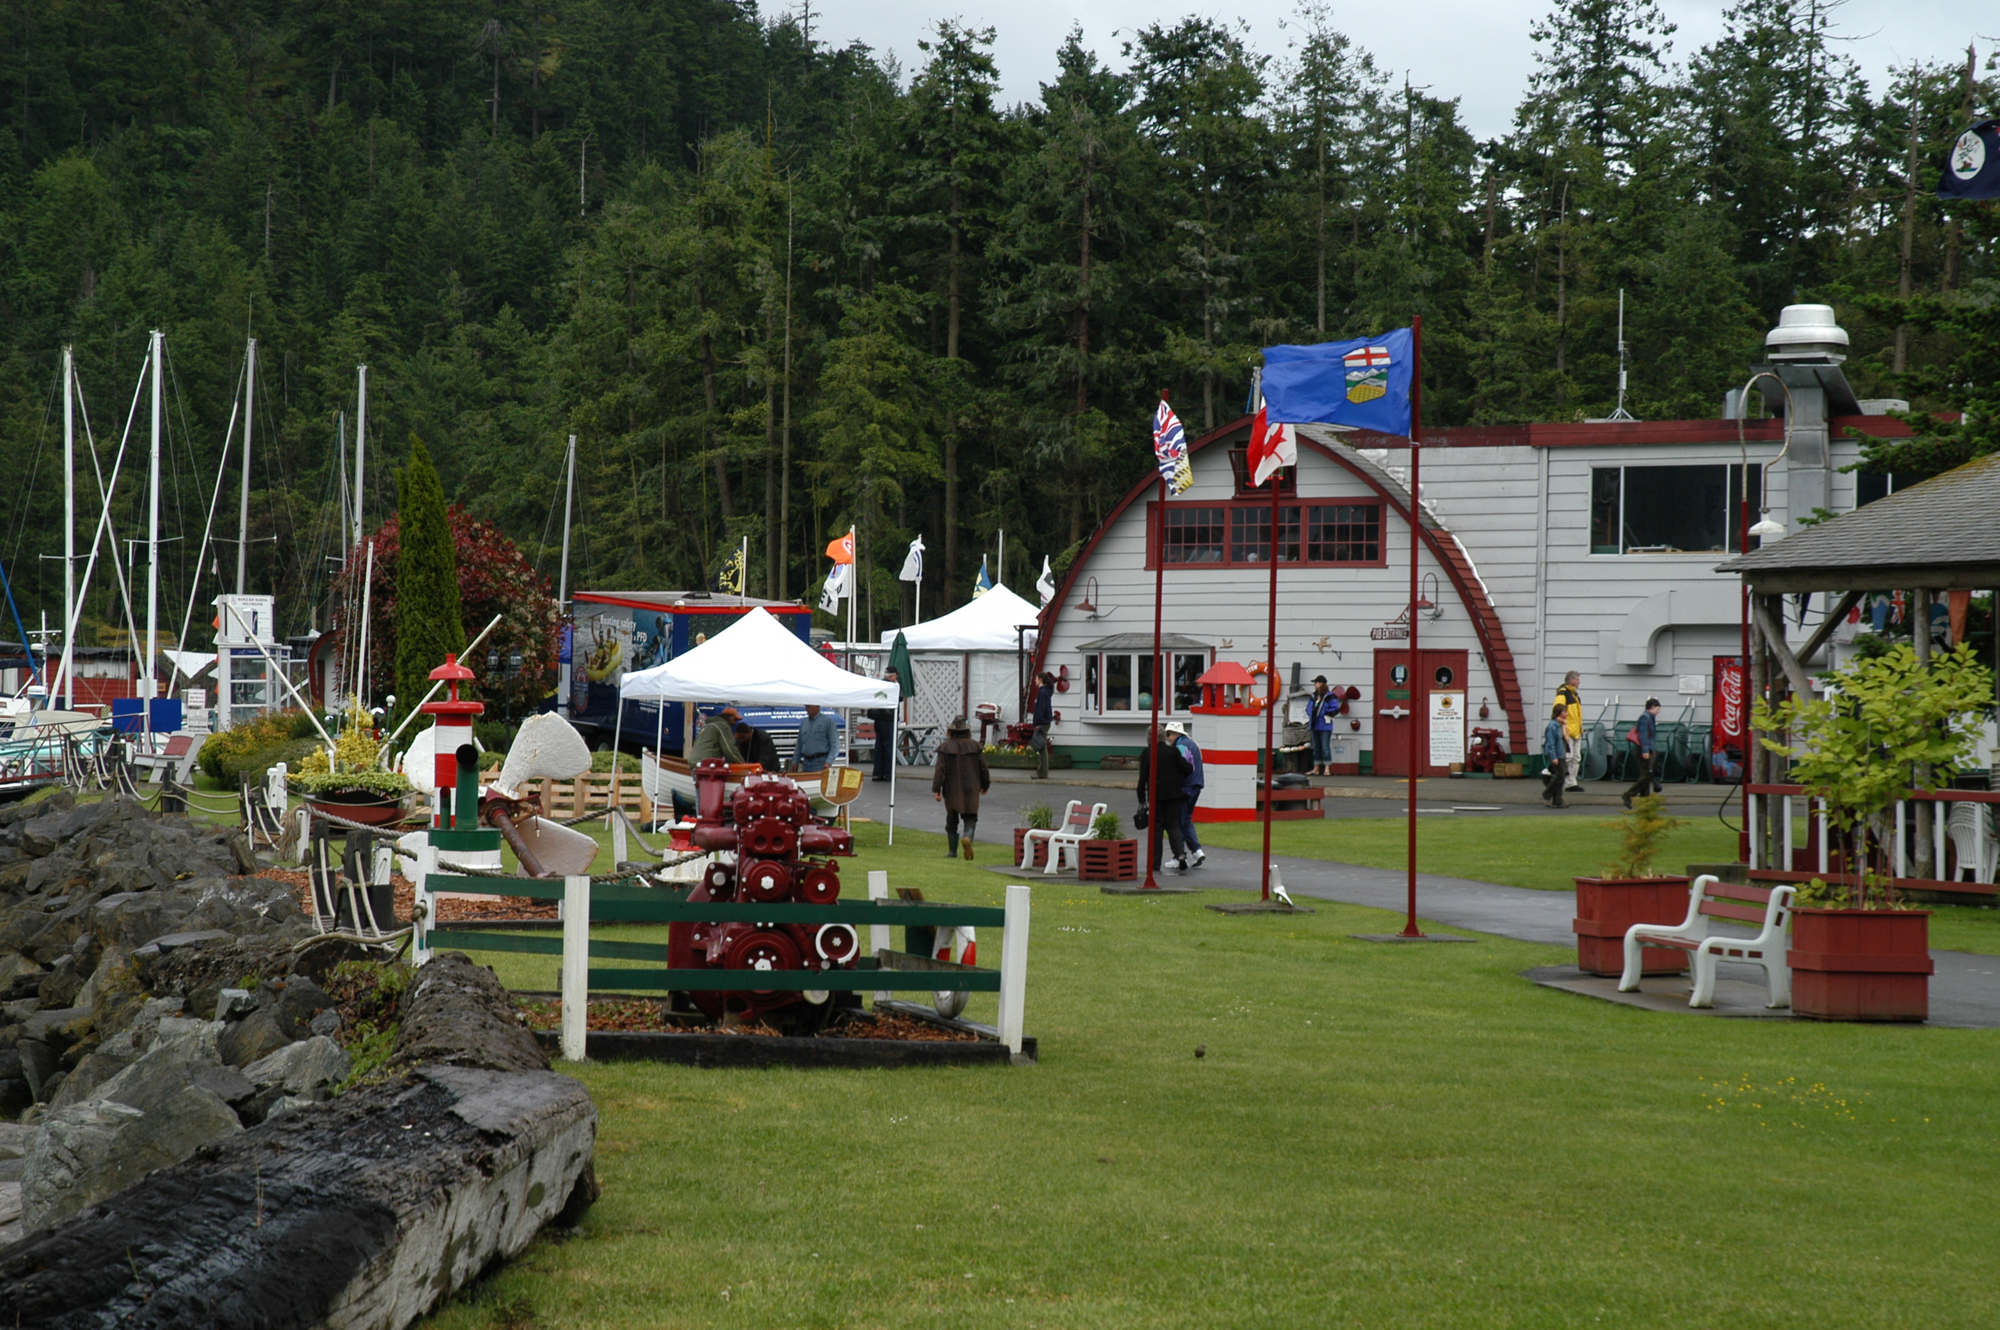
[811,1,1990,142]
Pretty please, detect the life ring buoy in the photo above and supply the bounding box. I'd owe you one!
[1245,661,1281,712]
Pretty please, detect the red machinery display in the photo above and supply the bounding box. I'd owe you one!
[1465,727,1508,773]
[668,760,858,1026]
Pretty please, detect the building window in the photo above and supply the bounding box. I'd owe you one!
[1225,447,1296,495]
[1150,500,1384,568]
[1084,650,1209,714]
[1854,470,1898,508]
[1589,464,1762,554]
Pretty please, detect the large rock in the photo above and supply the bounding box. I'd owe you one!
[243,1035,350,1101]
[0,1065,597,1329]
[20,1082,242,1231]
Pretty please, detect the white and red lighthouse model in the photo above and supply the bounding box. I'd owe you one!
[420,653,484,832]
[1188,660,1270,823]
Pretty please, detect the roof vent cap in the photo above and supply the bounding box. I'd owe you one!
[1765,303,1848,363]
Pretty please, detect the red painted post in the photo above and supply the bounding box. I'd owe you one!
[1402,316,1425,939]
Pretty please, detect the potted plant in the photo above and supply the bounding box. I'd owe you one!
[1078,810,1138,882]
[1571,794,1692,976]
[1013,802,1055,870]
[1755,642,1994,1022]
[290,701,416,826]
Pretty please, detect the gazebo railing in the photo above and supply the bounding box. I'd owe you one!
[1745,783,2000,896]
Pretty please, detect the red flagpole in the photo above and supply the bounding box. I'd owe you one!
[1261,427,1279,901]
[1402,316,1426,938]
[1145,397,1169,891]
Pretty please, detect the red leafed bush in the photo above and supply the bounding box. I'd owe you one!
[331,505,558,717]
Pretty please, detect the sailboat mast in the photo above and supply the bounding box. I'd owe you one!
[353,365,368,548]
[556,434,575,719]
[239,337,255,595]
[61,345,75,709]
[146,329,162,705]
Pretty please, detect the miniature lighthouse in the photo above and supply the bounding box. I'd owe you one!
[420,653,485,833]
[1188,661,1268,822]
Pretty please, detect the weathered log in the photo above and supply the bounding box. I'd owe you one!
[0,1063,597,1330]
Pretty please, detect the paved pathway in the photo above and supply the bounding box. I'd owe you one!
[848,765,2000,1030]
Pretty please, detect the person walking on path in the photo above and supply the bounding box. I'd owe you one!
[1136,726,1196,872]
[1029,672,1056,778]
[1305,675,1340,776]
[932,717,990,860]
[1554,671,1584,790]
[1541,703,1570,808]
[1623,698,1660,809]
[794,703,837,773]
[867,705,896,781]
[1168,721,1207,867]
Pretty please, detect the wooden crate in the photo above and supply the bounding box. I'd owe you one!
[522,772,654,822]
[1492,762,1525,779]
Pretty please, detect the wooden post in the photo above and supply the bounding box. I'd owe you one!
[1914,587,1934,873]
[868,869,891,1004]
[560,875,590,1062]
[998,883,1031,1058]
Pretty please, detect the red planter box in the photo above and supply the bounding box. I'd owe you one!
[1077,839,1138,882]
[1789,908,1932,1022]
[1012,829,1052,870]
[1572,876,1692,977]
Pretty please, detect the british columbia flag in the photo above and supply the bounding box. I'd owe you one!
[1151,399,1194,496]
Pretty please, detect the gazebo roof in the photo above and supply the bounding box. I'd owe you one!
[1716,452,2000,593]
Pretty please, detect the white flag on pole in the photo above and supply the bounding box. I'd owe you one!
[1036,556,1056,605]
[819,562,850,613]
[899,536,925,582]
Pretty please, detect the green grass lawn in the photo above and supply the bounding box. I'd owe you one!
[418,820,2000,1330]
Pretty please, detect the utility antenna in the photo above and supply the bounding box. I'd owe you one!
[1606,288,1637,422]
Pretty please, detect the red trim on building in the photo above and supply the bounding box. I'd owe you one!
[1031,416,1532,757]
[1200,748,1262,763]
[1333,413,1927,450]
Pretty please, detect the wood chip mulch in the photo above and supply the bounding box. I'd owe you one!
[255,867,560,925]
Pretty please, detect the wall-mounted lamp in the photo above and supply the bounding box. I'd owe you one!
[1414,572,1443,620]
[1735,371,1796,546]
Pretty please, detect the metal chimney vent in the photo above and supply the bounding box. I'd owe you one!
[1765,303,1849,364]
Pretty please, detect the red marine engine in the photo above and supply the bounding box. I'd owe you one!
[668,760,859,1027]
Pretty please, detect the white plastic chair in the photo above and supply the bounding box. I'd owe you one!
[1020,800,1083,871]
[1947,802,1998,884]
[1044,801,1109,876]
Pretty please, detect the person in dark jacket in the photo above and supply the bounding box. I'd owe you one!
[1540,703,1569,808]
[1136,727,1195,872]
[1029,672,1056,779]
[1168,721,1206,866]
[733,721,782,772]
[868,705,896,781]
[688,707,744,762]
[1623,698,1661,809]
[931,717,990,860]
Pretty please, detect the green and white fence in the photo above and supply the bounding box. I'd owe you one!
[412,850,1031,1059]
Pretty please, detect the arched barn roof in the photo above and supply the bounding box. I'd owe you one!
[1032,415,1529,754]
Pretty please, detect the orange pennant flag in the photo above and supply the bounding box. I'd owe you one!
[825,530,855,564]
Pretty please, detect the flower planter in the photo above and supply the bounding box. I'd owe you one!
[1788,908,1932,1022]
[1012,829,1052,870]
[1077,838,1138,882]
[1571,875,1692,976]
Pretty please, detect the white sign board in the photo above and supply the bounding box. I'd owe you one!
[1429,690,1466,767]
[216,594,277,647]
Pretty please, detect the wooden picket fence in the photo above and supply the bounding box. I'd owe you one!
[515,771,654,822]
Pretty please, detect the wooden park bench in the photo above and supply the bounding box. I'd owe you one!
[1618,874,1796,1009]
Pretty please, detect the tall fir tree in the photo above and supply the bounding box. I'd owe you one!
[393,435,467,726]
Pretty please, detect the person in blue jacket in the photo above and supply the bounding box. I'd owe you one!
[1541,703,1570,808]
[1623,698,1661,809]
[1168,721,1206,867]
[1305,675,1341,776]
[1029,672,1056,779]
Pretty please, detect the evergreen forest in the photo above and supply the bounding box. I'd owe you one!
[1,0,1994,647]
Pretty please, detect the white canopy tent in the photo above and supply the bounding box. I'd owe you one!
[880,583,1042,740]
[620,607,906,839]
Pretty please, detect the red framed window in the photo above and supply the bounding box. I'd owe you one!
[1148,499,1386,569]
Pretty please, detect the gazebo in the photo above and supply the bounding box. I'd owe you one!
[1717,452,2000,884]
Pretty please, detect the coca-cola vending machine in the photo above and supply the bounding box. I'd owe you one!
[1711,655,1747,782]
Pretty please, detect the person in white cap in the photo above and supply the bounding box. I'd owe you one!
[1166,721,1205,867]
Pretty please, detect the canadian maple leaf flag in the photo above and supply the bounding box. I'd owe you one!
[1247,403,1296,488]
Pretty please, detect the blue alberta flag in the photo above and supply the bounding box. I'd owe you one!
[1261,327,1414,437]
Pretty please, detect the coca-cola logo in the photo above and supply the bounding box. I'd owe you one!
[1716,665,1744,738]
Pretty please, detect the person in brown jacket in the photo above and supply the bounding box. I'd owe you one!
[931,716,991,860]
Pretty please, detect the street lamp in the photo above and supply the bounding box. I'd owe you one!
[1733,371,1796,866]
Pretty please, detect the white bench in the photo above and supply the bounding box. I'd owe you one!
[1618,874,1796,1009]
[1044,800,1108,876]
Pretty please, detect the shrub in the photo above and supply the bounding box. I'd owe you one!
[1091,810,1123,840]
[1022,803,1054,830]
[1600,794,1687,878]
[198,710,321,784]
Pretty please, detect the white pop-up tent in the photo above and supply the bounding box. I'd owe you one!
[880,582,1042,737]
[620,607,906,838]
